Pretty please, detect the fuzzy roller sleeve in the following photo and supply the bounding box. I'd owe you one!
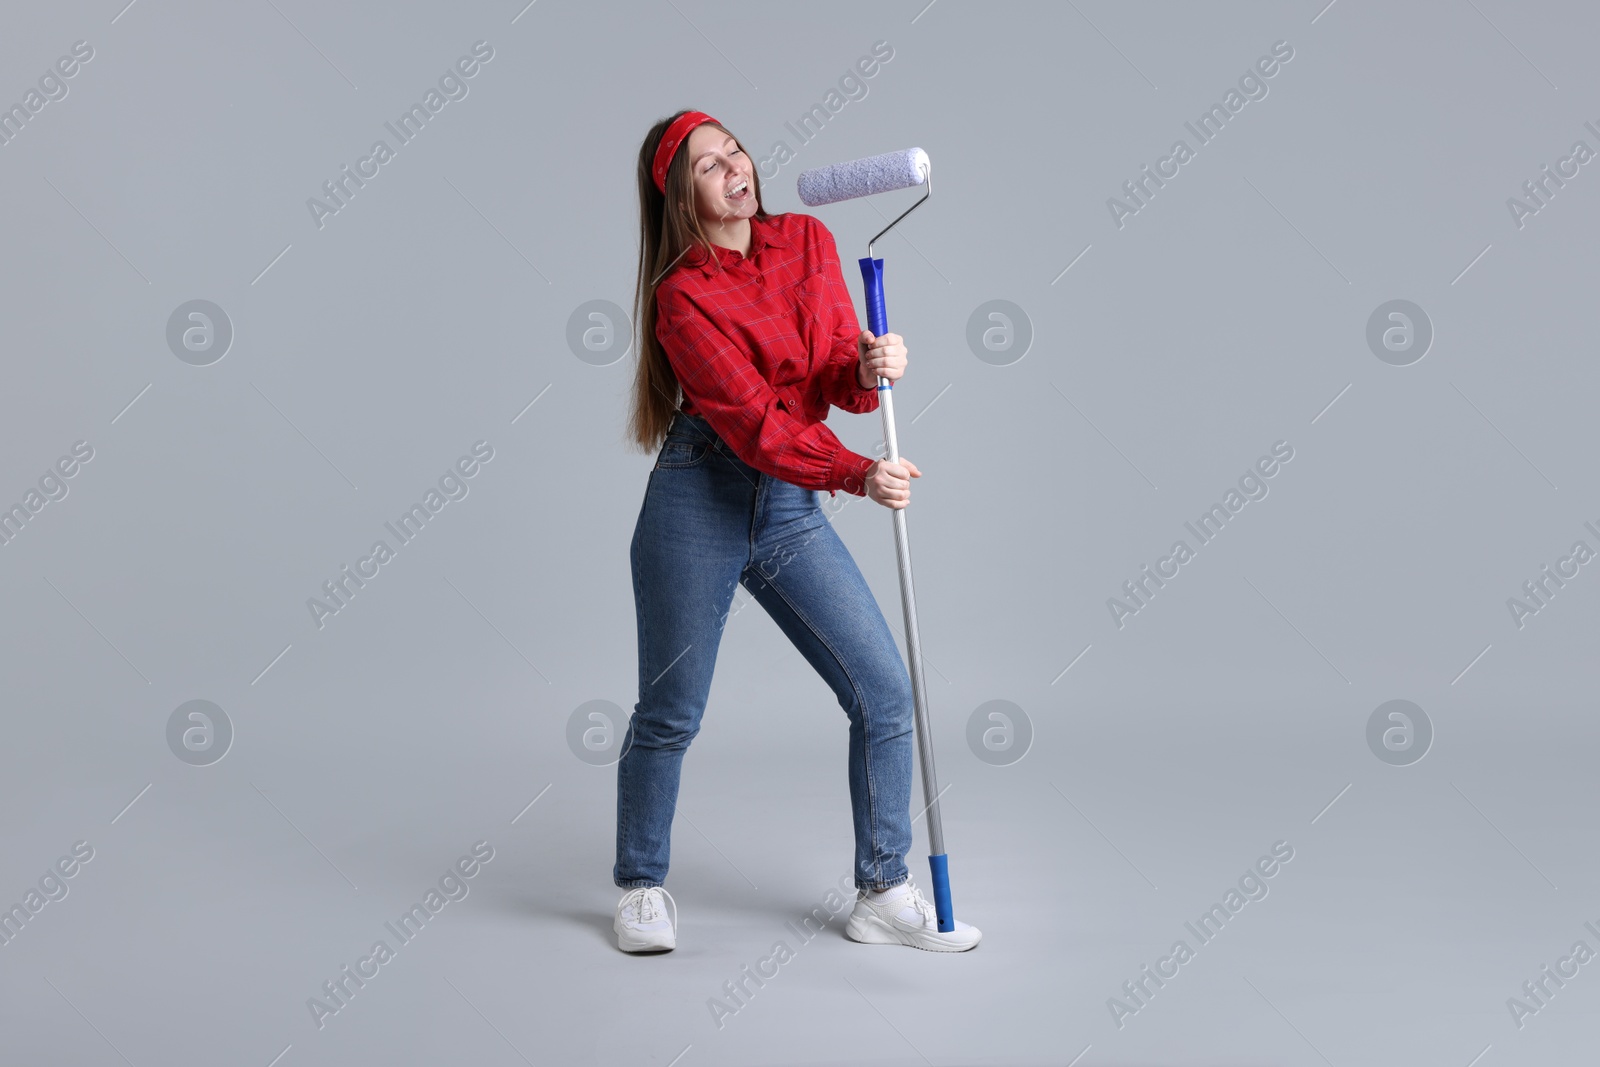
[653,212,880,497]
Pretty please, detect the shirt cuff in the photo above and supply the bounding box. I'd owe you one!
[829,446,875,497]
[825,351,880,414]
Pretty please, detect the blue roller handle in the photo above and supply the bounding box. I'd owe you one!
[858,252,958,934]
[858,257,891,377]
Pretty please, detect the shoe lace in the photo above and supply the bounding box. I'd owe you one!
[896,880,936,927]
[622,885,677,928]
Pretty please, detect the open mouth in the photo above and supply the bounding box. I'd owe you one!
[724,178,749,202]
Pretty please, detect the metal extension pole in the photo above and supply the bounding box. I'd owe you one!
[856,164,956,930]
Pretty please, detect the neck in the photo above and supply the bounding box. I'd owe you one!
[703,214,753,257]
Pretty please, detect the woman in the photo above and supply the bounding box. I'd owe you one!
[612,110,980,954]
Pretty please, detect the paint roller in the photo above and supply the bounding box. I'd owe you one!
[797,148,965,934]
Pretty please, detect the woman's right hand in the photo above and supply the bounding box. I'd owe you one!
[865,457,921,510]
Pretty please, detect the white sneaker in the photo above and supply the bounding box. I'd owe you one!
[614,885,676,953]
[844,878,981,952]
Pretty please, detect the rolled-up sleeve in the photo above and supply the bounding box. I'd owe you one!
[657,281,875,496]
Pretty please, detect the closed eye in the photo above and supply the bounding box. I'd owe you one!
[704,148,743,173]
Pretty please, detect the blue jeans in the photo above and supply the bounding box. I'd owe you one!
[615,412,914,893]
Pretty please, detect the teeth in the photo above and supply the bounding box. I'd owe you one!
[726,180,748,198]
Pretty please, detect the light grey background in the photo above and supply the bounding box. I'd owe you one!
[2,1,1596,1064]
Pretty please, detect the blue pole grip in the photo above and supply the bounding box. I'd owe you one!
[858,256,889,340]
[928,853,953,932]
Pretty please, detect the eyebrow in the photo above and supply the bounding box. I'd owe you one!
[691,135,737,165]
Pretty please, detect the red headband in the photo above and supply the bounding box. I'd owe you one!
[652,110,720,194]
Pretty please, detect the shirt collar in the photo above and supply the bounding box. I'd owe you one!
[682,213,790,274]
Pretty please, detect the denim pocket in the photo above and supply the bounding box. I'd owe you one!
[654,438,711,469]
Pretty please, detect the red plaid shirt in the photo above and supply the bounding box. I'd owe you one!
[654,211,880,497]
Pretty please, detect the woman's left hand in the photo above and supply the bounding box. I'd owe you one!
[857,330,907,388]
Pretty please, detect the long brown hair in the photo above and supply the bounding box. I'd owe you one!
[627,111,769,452]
